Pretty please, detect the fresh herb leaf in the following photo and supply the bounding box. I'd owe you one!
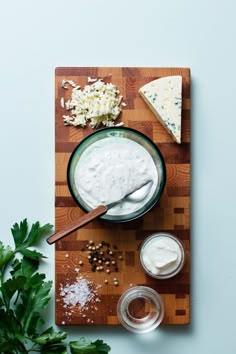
[0,308,24,349]
[69,337,111,353]
[0,339,21,353]
[70,338,97,353]
[1,275,27,303]
[34,327,67,344]
[40,344,67,354]
[92,339,111,353]
[0,219,111,353]
[11,257,39,281]
[11,218,28,248]
[0,340,16,352]
[0,241,14,269]
[19,247,46,261]
[20,280,52,335]
[24,221,53,248]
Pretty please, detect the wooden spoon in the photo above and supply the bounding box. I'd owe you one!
[46,180,152,245]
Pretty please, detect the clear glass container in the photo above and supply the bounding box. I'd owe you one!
[117,286,165,333]
[139,232,185,279]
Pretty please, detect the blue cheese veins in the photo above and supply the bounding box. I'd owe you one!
[139,76,182,143]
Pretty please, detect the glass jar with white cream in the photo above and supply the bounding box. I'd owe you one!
[139,233,185,279]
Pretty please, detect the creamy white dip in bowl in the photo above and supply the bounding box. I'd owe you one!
[67,127,166,223]
[139,233,185,279]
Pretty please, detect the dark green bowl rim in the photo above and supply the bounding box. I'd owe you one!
[67,127,166,223]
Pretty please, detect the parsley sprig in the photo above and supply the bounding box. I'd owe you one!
[0,219,111,354]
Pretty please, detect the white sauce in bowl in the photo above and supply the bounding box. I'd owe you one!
[74,136,158,215]
[140,234,184,278]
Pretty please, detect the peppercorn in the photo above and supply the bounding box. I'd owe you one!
[91,264,96,272]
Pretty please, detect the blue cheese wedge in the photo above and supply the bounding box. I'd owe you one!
[139,76,182,143]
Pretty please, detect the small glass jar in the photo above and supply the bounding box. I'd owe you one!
[139,232,185,279]
[117,286,165,333]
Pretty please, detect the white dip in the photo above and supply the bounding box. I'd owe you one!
[141,235,182,276]
[74,136,158,215]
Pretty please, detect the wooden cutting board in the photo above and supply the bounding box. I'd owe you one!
[54,67,190,326]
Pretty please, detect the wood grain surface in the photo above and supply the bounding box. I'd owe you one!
[54,67,191,326]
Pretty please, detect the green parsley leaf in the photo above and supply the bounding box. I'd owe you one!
[40,345,67,354]
[92,339,111,353]
[0,308,24,346]
[19,248,46,261]
[24,221,53,248]
[11,257,39,280]
[0,340,16,352]
[69,337,110,354]
[0,241,14,269]
[11,218,28,248]
[34,327,67,344]
[1,275,26,303]
[70,337,97,353]
[20,280,52,335]
[0,219,111,353]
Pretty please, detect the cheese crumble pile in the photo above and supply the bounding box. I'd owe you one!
[61,78,125,128]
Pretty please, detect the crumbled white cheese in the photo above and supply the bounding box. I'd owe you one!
[88,76,98,83]
[114,122,124,127]
[61,79,77,89]
[61,78,124,128]
[61,80,68,89]
[118,95,123,105]
[68,80,76,87]
[63,115,75,126]
[65,100,73,110]
[60,97,65,108]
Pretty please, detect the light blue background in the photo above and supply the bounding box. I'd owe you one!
[0,0,236,353]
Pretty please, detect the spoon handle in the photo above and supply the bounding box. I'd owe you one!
[46,205,108,245]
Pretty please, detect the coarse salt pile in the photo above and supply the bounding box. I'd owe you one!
[59,277,100,309]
